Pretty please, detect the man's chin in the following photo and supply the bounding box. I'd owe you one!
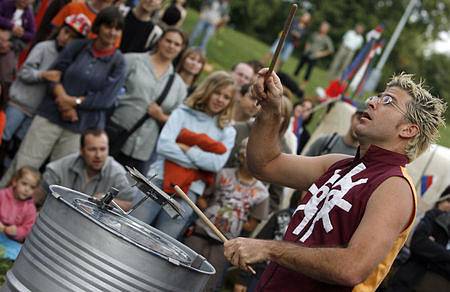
[90,164,104,171]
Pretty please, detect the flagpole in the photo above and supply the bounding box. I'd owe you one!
[364,0,420,92]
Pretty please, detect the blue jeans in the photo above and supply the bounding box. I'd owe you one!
[131,178,198,240]
[270,38,295,62]
[189,19,216,52]
[3,105,32,141]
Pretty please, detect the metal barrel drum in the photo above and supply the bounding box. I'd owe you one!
[1,185,215,292]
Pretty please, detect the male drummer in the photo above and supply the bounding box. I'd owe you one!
[224,70,447,291]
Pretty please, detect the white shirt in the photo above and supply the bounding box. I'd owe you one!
[12,9,24,27]
[342,30,364,51]
[201,1,228,25]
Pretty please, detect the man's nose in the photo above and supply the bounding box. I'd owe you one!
[366,99,377,110]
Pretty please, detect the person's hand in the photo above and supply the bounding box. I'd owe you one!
[0,40,11,53]
[55,94,77,111]
[196,196,208,210]
[61,108,78,122]
[224,237,270,272]
[313,52,324,60]
[177,143,190,153]
[40,70,61,82]
[0,30,11,54]
[4,225,17,236]
[12,25,24,37]
[147,103,165,122]
[93,193,105,200]
[251,68,283,113]
[233,283,248,292]
[0,222,5,233]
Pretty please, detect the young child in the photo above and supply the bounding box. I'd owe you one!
[184,138,269,291]
[0,166,40,260]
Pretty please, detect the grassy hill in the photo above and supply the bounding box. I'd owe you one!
[182,8,450,148]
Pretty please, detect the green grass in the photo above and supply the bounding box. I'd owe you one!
[0,259,13,285]
[182,9,324,95]
[182,8,450,147]
[438,125,450,146]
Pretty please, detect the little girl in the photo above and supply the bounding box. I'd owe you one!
[0,166,40,260]
[133,71,236,239]
[185,138,269,291]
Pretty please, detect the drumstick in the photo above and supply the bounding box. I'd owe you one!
[266,3,298,78]
[257,3,297,106]
[174,185,257,275]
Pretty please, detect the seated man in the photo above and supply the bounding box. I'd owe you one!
[39,129,135,210]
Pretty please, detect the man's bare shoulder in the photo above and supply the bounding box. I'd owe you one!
[367,176,415,231]
[346,176,415,282]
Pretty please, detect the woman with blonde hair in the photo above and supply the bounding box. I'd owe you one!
[133,70,237,239]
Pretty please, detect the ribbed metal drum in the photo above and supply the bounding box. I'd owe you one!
[1,185,215,292]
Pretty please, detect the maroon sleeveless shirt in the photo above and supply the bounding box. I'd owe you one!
[257,145,411,291]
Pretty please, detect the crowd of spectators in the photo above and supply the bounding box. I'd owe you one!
[0,1,447,291]
[0,2,295,285]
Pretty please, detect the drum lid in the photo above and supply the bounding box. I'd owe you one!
[50,185,193,266]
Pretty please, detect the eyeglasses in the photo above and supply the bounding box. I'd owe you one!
[366,95,408,117]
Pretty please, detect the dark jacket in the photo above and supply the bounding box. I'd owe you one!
[0,0,35,43]
[387,208,450,291]
[37,39,126,133]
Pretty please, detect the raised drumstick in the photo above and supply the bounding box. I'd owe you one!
[174,185,257,275]
[266,4,298,78]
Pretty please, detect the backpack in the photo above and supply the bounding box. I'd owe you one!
[319,132,339,155]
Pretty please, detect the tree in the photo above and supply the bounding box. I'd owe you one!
[187,0,450,105]
[418,53,450,120]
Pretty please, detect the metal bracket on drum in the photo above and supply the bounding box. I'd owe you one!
[119,166,184,219]
[85,167,184,219]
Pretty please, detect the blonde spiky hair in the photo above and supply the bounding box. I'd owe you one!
[387,72,447,161]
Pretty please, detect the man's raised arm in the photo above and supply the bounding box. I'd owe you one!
[247,69,346,191]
